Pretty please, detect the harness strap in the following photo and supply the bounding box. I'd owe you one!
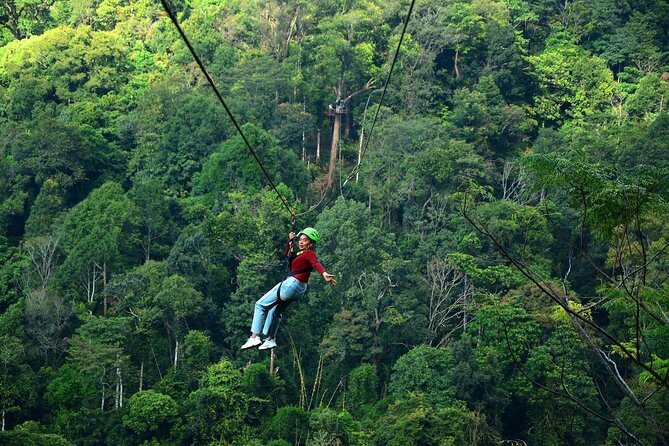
[275,268,312,301]
[288,268,313,277]
[269,244,313,337]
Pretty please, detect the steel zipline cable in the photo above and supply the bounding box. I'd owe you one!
[159,0,296,221]
[159,0,415,220]
[302,0,416,215]
[357,0,416,165]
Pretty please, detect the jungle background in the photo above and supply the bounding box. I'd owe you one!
[1,0,668,444]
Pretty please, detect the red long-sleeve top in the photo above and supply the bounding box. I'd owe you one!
[283,244,326,283]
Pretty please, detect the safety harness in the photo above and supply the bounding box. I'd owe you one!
[269,242,314,337]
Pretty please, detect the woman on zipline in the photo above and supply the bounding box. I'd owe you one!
[241,227,337,350]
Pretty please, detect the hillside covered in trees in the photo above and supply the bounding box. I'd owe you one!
[1,0,668,444]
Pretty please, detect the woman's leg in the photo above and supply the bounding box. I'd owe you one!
[261,302,279,337]
[265,277,307,339]
[250,282,281,336]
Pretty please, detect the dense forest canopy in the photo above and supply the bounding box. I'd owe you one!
[1,0,668,444]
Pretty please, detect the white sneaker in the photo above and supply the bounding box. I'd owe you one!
[258,339,277,350]
[240,337,262,350]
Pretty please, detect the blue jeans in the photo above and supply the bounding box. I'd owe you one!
[251,276,307,337]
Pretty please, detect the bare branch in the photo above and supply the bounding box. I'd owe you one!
[460,193,669,389]
[488,293,642,444]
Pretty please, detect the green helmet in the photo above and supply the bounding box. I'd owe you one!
[299,227,320,243]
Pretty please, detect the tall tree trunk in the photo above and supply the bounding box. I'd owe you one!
[454,49,461,78]
[119,369,123,408]
[139,360,144,392]
[462,275,469,333]
[101,381,106,411]
[103,262,108,316]
[283,7,300,59]
[327,114,341,189]
[115,354,123,409]
[356,128,364,182]
[144,226,153,263]
[344,109,351,139]
[115,373,120,409]
[316,130,321,162]
[1,2,22,40]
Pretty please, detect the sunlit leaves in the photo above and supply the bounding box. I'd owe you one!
[123,390,178,439]
[528,31,619,123]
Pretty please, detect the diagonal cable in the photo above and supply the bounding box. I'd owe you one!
[358,0,416,163]
[301,0,416,215]
[159,0,295,219]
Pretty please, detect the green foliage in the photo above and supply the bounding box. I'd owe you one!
[0,334,35,424]
[442,75,533,157]
[181,330,213,380]
[617,112,669,169]
[165,222,229,298]
[528,31,619,123]
[0,25,131,115]
[267,406,309,446]
[0,240,24,311]
[607,387,669,445]
[24,180,65,238]
[314,198,420,369]
[308,408,355,446]
[56,181,140,302]
[624,75,669,118]
[415,140,492,190]
[155,274,204,340]
[23,289,73,364]
[129,178,178,261]
[472,198,554,268]
[347,364,378,414]
[266,440,291,446]
[45,364,95,411]
[10,117,115,208]
[522,325,605,445]
[0,0,56,40]
[1,2,669,444]
[470,301,542,378]
[125,85,228,195]
[388,345,455,408]
[0,431,72,446]
[123,390,178,438]
[270,103,316,154]
[601,10,667,73]
[242,363,285,421]
[63,315,133,411]
[180,359,248,444]
[373,395,487,446]
[524,144,669,238]
[193,123,309,199]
